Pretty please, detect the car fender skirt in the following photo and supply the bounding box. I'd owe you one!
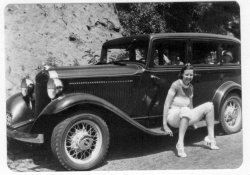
[212,81,241,117]
[32,93,165,135]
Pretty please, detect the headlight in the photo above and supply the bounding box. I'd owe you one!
[47,78,63,99]
[21,78,34,97]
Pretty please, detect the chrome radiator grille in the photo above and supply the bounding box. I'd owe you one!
[35,71,50,117]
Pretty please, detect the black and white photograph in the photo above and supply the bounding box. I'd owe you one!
[2,0,250,173]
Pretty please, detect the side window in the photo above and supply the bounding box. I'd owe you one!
[135,47,147,63]
[221,42,240,64]
[107,49,128,62]
[151,39,186,67]
[106,46,148,64]
[192,41,219,65]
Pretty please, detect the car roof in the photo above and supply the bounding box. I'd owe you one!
[149,33,240,43]
[102,34,150,48]
[103,33,240,47]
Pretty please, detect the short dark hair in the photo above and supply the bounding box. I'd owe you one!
[178,63,194,79]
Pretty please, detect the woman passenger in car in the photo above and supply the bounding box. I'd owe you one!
[221,50,233,64]
[162,63,219,158]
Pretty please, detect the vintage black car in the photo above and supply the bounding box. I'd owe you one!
[7,33,241,170]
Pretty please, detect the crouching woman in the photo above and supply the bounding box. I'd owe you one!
[163,63,219,158]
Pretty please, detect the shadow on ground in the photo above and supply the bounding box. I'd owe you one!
[106,125,224,161]
[7,125,225,171]
[7,139,62,171]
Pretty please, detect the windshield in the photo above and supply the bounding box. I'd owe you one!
[100,41,149,65]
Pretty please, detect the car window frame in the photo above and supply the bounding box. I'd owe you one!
[147,38,189,69]
[219,41,241,65]
[190,38,221,66]
[100,42,149,65]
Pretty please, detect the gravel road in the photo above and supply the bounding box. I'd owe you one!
[7,126,243,171]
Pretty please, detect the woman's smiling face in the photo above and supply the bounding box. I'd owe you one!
[182,69,194,85]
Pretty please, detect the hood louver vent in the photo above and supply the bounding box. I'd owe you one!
[67,79,134,111]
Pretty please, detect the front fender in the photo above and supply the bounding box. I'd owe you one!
[37,93,127,116]
[6,93,34,131]
[31,93,165,136]
[212,81,241,119]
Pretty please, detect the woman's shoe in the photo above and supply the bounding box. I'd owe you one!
[204,136,220,150]
[176,144,187,157]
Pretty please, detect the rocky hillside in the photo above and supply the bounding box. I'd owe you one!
[5,3,123,97]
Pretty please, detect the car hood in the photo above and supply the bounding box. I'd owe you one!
[48,64,145,79]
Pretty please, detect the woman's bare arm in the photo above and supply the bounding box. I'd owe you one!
[189,97,193,109]
[163,93,174,136]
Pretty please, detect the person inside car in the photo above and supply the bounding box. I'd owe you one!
[221,50,234,64]
[171,56,184,65]
[162,63,219,158]
[163,49,171,65]
[169,51,184,65]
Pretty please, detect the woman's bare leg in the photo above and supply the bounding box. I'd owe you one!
[188,102,215,140]
[189,102,219,149]
[203,103,219,149]
[177,117,189,147]
[204,103,215,140]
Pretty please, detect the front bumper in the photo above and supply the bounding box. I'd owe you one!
[7,128,44,144]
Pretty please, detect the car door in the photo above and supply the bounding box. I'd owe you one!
[190,39,223,107]
[142,38,188,127]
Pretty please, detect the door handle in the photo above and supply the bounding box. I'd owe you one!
[194,73,201,83]
[150,75,160,80]
[194,73,201,77]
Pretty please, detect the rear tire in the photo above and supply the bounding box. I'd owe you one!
[51,111,109,170]
[219,93,242,134]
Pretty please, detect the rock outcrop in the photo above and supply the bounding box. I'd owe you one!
[5,3,123,97]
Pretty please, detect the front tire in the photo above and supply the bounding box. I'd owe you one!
[51,112,109,170]
[219,93,242,134]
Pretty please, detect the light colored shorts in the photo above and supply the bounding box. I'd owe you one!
[167,102,214,128]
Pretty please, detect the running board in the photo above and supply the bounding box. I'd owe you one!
[147,120,220,135]
[194,120,220,128]
[148,127,166,135]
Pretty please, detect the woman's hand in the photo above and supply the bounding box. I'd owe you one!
[163,125,173,137]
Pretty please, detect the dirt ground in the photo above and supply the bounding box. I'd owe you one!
[6,126,243,171]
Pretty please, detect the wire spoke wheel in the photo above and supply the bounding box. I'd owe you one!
[224,98,241,127]
[220,93,242,134]
[51,112,109,170]
[65,120,102,164]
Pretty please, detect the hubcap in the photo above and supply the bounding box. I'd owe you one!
[78,136,94,150]
[224,98,241,127]
[65,119,102,164]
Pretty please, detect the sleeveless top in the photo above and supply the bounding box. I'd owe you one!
[167,79,193,108]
